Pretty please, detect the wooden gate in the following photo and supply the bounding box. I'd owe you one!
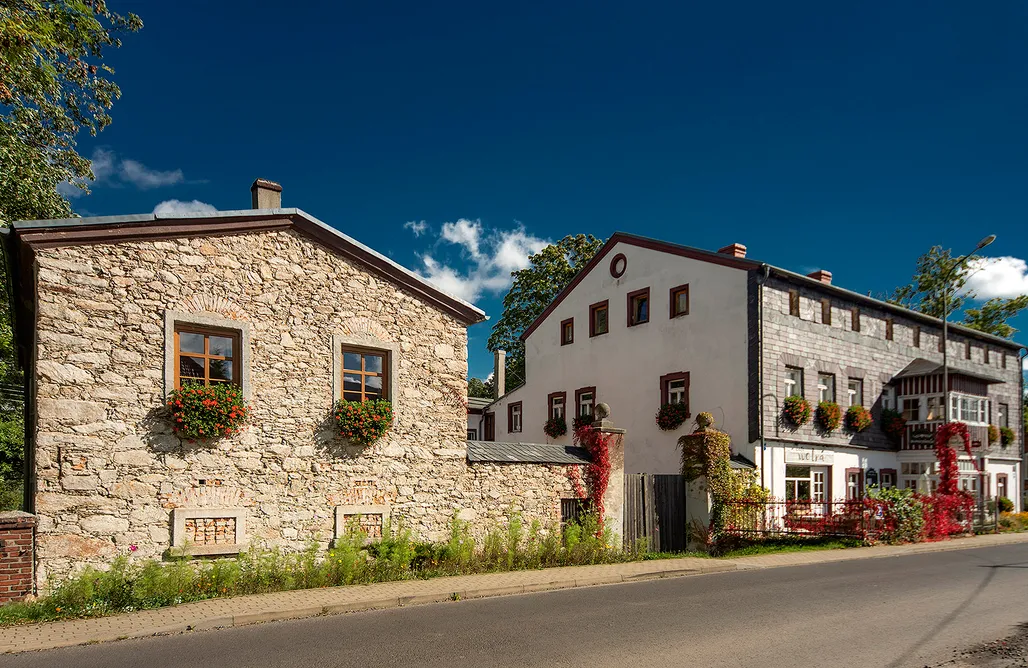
[624,474,687,552]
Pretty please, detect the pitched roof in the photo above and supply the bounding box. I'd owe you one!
[891,358,1004,384]
[519,232,1024,351]
[466,441,590,465]
[11,208,486,326]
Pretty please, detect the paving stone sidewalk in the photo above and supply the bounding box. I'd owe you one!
[3,531,1027,654]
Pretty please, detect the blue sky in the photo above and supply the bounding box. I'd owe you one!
[64,1,1028,379]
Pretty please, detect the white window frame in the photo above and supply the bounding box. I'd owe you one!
[882,386,896,412]
[847,378,863,407]
[925,395,945,423]
[578,392,594,417]
[949,393,990,426]
[667,379,687,405]
[551,396,565,420]
[511,403,522,433]
[817,373,835,403]
[784,366,803,398]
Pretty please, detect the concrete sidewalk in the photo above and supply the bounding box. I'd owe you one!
[3,531,1027,654]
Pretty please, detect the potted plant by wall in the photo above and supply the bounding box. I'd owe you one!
[167,384,249,441]
[880,408,907,445]
[844,405,872,433]
[655,403,689,431]
[332,399,393,446]
[544,416,567,438]
[1000,426,1015,448]
[815,401,842,433]
[988,425,1000,445]
[782,395,811,427]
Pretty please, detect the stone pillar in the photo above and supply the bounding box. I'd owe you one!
[592,404,626,544]
[0,511,36,605]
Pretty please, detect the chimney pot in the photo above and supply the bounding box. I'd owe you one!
[250,178,283,209]
[717,243,747,258]
[807,270,833,284]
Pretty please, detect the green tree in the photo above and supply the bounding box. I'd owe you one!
[487,234,604,385]
[887,246,1028,338]
[467,376,494,399]
[0,1,142,224]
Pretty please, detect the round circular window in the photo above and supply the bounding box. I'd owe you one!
[610,253,627,278]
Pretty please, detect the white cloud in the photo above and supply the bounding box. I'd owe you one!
[119,159,184,189]
[90,147,116,181]
[415,219,548,302]
[966,257,1028,300]
[56,181,87,199]
[153,199,217,216]
[404,220,428,237]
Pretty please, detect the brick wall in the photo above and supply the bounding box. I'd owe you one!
[0,512,36,604]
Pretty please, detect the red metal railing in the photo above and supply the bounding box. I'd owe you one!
[724,500,881,538]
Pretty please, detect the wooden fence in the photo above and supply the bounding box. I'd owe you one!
[624,474,687,552]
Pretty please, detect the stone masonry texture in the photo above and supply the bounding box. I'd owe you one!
[31,229,580,589]
[0,512,36,604]
[759,277,1023,457]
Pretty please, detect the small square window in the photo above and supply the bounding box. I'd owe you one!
[846,378,863,407]
[784,366,803,398]
[508,402,523,433]
[903,398,920,423]
[560,318,574,346]
[340,347,389,403]
[174,326,241,389]
[549,392,566,420]
[627,288,650,327]
[576,387,596,419]
[589,301,609,337]
[660,372,690,416]
[670,284,690,318]
[817,373,835,403]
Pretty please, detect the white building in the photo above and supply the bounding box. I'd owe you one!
[481,233,1025,510]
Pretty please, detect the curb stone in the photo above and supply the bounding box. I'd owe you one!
[3,531,1027,654]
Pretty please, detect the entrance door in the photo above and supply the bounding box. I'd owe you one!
[484,413,495,442]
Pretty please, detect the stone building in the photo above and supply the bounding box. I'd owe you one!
[5,180,591,589]
[483,233,1025,510]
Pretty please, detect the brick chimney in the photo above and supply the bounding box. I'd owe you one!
[807,270,833,284]
[250,178,282,209]
[493,350,506,399]
[717,243,747,258]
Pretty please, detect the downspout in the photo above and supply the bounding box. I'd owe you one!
[757,264,770,490]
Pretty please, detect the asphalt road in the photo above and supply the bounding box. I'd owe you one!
[6,543,1028,668]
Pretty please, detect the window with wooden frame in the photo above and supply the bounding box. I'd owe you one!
[174,325,241,389]
[913,325,921,348]
[548,391,567,420]
[575,386,596,418]
[851,308,860,332]
[627,287,650,327]
[885,318,894,341]
[589,300,609,337]
[340,347,389,402]
[821,298,831,325]
[789,290,800,317]
[880,468,897,490]
[669,284,690,318]
[507,401,523,433]
[560,318,574,346]
[659,372,690,415]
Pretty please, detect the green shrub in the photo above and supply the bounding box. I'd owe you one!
[869,486,925,544]
[997,496,1014,513]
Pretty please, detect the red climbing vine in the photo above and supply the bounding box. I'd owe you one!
[570,424,615,530]
[927,422,976,538]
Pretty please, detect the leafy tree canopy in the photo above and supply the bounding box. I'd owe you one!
[487,234,603,385]
[467,376,493,399]
[886,245,1028,339]
[0,0,142,224]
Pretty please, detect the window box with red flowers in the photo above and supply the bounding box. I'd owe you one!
[815,401,841,433]
[332,399,393,446]
[880,409,907,444]
[655,403,689,431]
[167,384,249,441]
[544,416,567,439]
[572,414,594,432]
[844,405,872,433]
[782,396,811,427]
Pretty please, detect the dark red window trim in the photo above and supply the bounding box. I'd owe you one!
[560,317,574,346]
[575,386,597,418]
[547,391,567,420]
[880,468,897,489]
[589,300,609,337]
[658,372,690,416]
[507,401,523,433]
[669,283,690,319]
[609,253,627,278]
[626,287,650,327]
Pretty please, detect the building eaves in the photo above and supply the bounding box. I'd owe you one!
[11,209,487,326]
[467,441,590,465]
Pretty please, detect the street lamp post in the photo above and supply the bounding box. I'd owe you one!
[941,234,996,424]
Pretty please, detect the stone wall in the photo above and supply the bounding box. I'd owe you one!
[0,512,36,604]
[760,277,1024,456]
[31,229,580,587]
